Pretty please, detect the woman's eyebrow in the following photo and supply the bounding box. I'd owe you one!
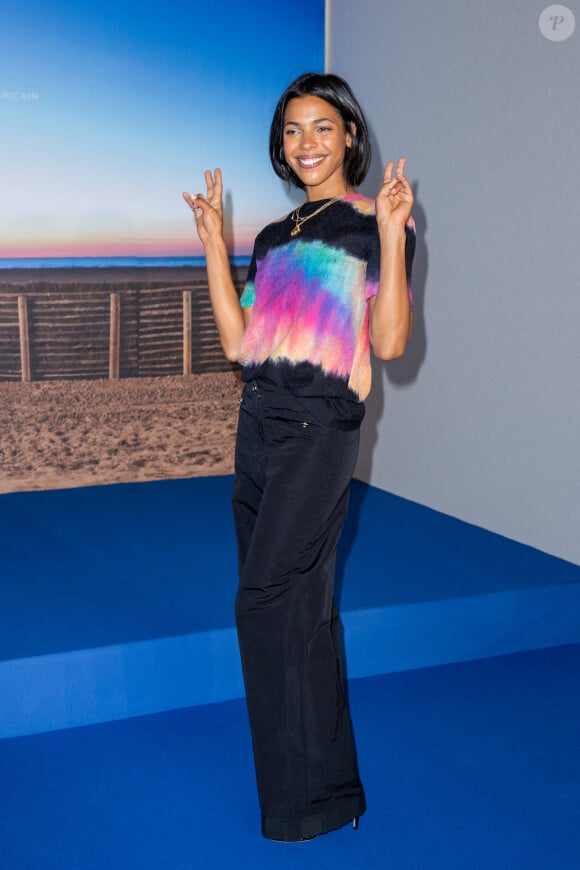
[283,117,335,127]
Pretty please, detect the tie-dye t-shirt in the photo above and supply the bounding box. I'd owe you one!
[239,192,415,416]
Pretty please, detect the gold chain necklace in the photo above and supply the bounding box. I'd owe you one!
[290,196,342,238]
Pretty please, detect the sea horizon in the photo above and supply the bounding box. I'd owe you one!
[0,255,251,270]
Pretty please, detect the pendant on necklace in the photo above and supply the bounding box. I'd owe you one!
[290,225,301,238]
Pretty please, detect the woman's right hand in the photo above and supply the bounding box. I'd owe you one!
[183,168,224,247]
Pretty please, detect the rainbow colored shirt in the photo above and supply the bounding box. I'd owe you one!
[239,193,415,415]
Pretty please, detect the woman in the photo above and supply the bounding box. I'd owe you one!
[183,72,415,842]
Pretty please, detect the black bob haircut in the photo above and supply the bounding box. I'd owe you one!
[269,72,372,191]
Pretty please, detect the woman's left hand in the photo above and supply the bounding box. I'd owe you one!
[376,158,414,228]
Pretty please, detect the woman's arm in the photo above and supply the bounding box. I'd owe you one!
[369,158,414,361]
[183,169,247,361]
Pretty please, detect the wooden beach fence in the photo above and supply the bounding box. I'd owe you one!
[109,293,121,379]
[0,282,239,382]
[17,296,31,382]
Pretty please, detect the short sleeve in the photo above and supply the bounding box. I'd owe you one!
[404,216,416,305]
[239,247,257,308]
[364,220,381,300]
[365,215,416,304]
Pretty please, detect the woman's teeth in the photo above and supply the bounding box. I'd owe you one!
[298,156,324,167]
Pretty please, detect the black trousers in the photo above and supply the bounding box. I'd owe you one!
[232,379,366,841]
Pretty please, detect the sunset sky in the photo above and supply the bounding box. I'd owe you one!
[0,0,324,258]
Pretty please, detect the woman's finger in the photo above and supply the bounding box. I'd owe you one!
[213,168,223,200]
[204,170,215,199]
[205,168,223,208]
[383,161,394,185]
[182,191,199,212]
[183,192,211,218]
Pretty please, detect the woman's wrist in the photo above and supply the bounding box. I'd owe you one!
[378,221,407,239]
[203,233,228,257]
[378,224,407,252]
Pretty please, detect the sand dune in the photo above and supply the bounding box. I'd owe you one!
[0,372,242,493]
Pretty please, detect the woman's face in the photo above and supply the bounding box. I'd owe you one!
[282,95,353,200]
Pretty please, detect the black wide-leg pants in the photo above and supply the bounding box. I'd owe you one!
[232,379,366,841]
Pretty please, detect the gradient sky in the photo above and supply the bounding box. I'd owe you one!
[0,0,324,257]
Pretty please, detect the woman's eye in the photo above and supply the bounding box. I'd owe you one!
[316,126,331,133]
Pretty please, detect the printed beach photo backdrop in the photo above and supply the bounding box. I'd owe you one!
[0,0,324,492]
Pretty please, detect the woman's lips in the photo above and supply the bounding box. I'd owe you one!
[296,156,325,169]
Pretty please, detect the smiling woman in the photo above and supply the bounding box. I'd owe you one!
[183,71,416,843]
[281,96,353,199]
[270,73,371,197]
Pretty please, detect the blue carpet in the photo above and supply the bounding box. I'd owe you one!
[2,476,580,737]
[0,644,579,870]
[2,476,578,661]
[0,477,239,660]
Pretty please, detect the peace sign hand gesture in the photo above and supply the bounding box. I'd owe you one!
[183,168,224,247]
[376,158,414,230]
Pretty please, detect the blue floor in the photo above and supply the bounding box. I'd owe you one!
[1,644,579,870]
[2,476,579,661]
[2,476,580,737]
